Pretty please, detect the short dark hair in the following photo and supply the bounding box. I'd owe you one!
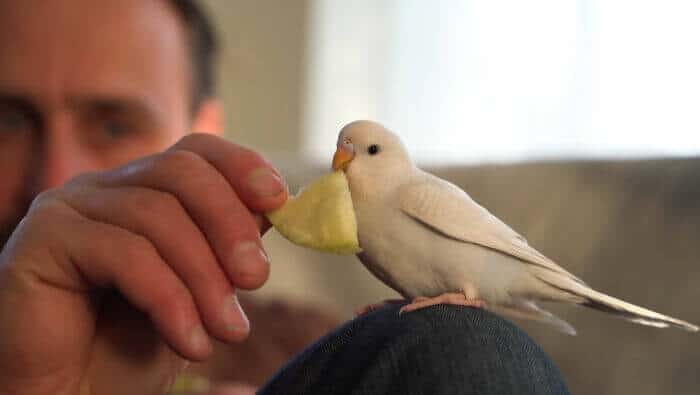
[167,0,219,112]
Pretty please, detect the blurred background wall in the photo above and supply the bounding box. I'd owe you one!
[199,1,699,393]
[200,0,309,159]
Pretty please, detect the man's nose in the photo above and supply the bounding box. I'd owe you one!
[33,115,91,192]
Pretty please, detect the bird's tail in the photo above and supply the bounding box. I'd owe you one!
[491,299,578,335]
[534,271,699,332]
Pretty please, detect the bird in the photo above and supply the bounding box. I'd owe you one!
[330,120,699,334]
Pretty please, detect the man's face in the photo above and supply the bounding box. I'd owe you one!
[0,0,194,243]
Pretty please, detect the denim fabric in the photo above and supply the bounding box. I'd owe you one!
[259,304,569,395]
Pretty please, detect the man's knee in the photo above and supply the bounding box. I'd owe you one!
[261,305,570,394]
[353,305,569,394]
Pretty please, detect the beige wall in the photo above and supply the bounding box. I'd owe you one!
[201,0,309,160]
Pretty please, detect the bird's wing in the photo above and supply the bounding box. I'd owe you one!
[398,174,584,283]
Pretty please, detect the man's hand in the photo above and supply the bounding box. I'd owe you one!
[0,134,287,395]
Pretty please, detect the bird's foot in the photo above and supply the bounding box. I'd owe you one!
[399,293,485,315]
[354,299,406,316]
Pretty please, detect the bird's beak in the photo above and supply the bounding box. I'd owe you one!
[332,145,355,171]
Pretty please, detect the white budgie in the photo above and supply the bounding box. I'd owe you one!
[331,120,698,335]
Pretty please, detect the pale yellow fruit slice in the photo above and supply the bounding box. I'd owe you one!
[168,373,210,394]
[266,171,361,255]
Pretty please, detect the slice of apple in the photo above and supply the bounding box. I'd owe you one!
[266,171,361,255]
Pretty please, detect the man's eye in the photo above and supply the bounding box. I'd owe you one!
[0,110,30,133]
[101,120,130,137]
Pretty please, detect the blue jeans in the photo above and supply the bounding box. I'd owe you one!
[260,304,570,394]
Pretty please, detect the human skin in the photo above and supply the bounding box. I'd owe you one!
[0,1,287,394]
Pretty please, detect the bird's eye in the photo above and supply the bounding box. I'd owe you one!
[367,144,380,155]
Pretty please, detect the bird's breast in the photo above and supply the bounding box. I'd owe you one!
[353,200,526,302]
[354,202,463,298]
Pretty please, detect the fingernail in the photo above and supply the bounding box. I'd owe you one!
[247,168,285,198]
[189,324,210,353]
[222,294,249,332]
[231,241,268,276]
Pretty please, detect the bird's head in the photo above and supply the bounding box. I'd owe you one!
[332,120,414,197]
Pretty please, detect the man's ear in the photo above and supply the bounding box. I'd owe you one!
[191,98,224,135]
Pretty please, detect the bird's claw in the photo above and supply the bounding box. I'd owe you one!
[354,299,406,316]
[398,293,485,315]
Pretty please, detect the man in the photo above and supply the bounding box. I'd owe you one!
[0,1,570,394]
[0,0,285,393]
